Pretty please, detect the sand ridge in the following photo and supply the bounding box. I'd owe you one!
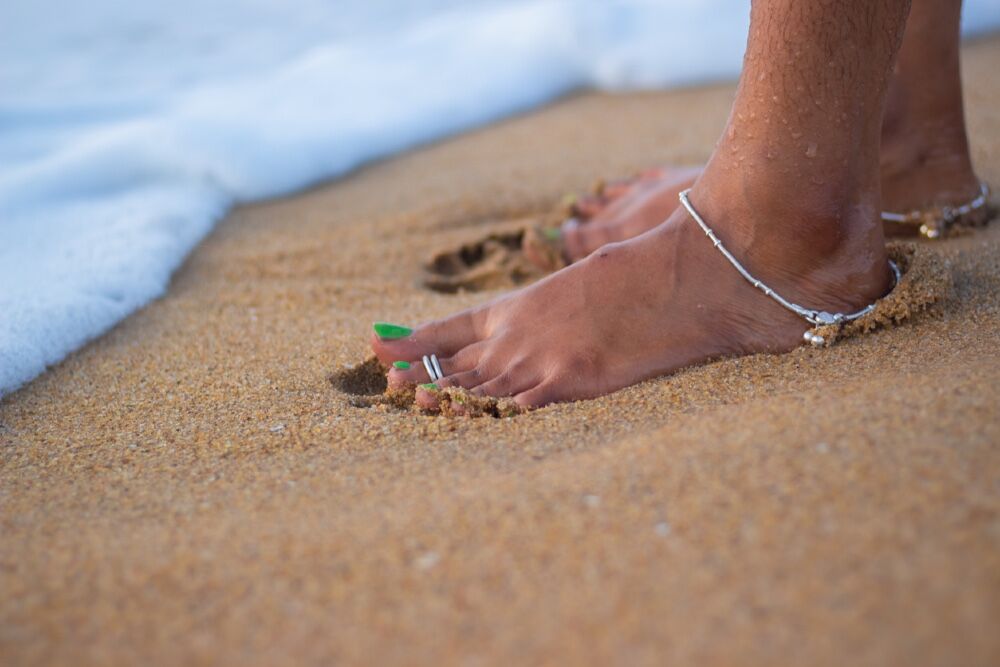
[2,36,1000,667]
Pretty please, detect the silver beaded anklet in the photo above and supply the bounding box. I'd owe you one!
[881,182,991,239]
[678,189,900,347]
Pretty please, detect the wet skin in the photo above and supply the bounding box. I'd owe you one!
[553,0,982,264]
[371,0,943,409]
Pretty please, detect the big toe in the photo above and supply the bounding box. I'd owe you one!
[370,310,482,366]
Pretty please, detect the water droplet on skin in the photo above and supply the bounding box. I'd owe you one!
[414,552,440,570]
[727,125,736,140]
[791,130,803,139]
[805,142,818,158]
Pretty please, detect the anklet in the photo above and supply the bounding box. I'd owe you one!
[678,189,900,347]
[881,182,991,239]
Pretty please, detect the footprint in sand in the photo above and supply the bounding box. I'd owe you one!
[422,225,546,294]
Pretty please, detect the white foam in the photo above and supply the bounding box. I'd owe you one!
[1,0,998,396]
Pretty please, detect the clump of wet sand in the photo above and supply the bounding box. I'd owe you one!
[810,242,953,345]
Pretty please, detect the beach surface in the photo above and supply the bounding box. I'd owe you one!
[3,36,1000,667]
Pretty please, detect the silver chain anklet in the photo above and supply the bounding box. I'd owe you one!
[880,181,991,239]
[678,189,900,347]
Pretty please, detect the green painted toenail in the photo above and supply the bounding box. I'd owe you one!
[392,361,411,370]
[373,322,413,339]
[542,227,561,241]
[419,383,439,392]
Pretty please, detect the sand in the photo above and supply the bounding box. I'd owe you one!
[3,36,1000,667]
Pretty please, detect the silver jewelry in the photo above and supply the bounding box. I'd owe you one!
[881,181,990,239]
[678,188,899,346]
[422,354,444,381]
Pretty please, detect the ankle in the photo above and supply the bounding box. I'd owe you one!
[881,81,981,210]
[696,157,881,259]
[689,163,891,312]
[881,118,980,210]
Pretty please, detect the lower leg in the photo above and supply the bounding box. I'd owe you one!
[556,0,982,260]
[689,0,908,301]
[881,0,982,211]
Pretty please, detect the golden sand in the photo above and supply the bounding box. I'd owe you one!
[806,242,952,346]
[2,37,999,667]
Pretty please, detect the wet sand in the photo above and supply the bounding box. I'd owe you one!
[3,36,1000,667]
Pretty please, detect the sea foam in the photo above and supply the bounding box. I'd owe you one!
[2,0,998,396]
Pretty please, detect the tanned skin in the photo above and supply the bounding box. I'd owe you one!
[373,0,932,409]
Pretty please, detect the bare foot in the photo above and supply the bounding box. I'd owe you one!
[563,167,672,220]
[557,166,702,262]
[372,0,911,410]
[373,174,892,408]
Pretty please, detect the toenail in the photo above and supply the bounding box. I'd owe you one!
[419,383,439,392]
[542,227,561,240]
[392,360,411,370]
[373,322,413,340]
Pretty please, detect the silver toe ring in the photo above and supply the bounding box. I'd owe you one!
[422,354,444,381]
